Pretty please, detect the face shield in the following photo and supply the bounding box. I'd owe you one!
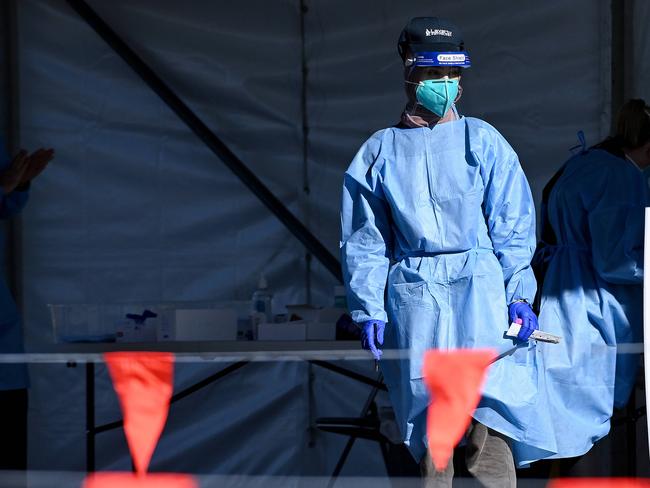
[403,52,469,118]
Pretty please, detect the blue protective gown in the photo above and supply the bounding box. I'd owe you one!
[0,139,29,390]
[341,114,557,466]
[535,147,648,459]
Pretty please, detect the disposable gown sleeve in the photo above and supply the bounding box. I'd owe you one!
[340,136,392,324]
[587,165,645,284]
[480,129,537,304]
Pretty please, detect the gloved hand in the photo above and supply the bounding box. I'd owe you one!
[508,301,539,341]
[360,320,386,361]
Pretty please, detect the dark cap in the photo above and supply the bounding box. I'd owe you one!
[397,17,465,60]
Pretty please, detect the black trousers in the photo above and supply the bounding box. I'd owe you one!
[0,389,27,471]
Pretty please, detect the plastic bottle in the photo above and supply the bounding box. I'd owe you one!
[251,274,273,323]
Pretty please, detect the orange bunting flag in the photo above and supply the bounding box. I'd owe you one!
[104,352,175,474]
[547,479,650,488]
[422,349,495,471]
[83,473,198,488]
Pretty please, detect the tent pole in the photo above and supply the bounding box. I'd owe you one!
[299,0,314,304]
[5,0,23,306]
[611,0,633,130]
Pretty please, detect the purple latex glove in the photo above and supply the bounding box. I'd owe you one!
[508,301,539,341]
[360,320,385,361]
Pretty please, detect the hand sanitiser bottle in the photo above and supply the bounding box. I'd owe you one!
[251,274,273,323]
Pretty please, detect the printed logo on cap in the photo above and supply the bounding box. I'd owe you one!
[425,28,452,37]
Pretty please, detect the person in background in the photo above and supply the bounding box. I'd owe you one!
[340,16,555,488]
[0,139,54,471]
[534,99,650,466]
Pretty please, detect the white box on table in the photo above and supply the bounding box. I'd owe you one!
[257,322,307,341]
[174,308,237,341]
[306,322,336,340]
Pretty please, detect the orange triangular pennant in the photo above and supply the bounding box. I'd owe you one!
[104,352,174,474]
[83,473,197,488]
[422,349,495,471]
[547,479,650,487]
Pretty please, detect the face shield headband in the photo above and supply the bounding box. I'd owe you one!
[404,51,472,68]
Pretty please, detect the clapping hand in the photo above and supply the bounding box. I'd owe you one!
[0,147,55,194]
[20,148,55,185]
[0,150,29,194]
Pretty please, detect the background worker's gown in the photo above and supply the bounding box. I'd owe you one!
[341,115,557,467]
[535,147,648,459]
[0,139,30,391]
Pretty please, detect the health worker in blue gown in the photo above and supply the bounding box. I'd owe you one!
[340,17,555,488]
[0,139,53,471]
[534,99,650,461]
